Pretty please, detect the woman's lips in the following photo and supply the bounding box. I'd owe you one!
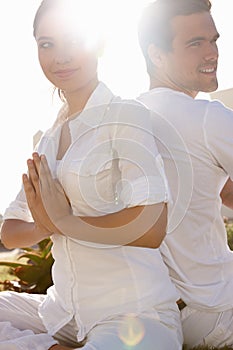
[54,68,79,79]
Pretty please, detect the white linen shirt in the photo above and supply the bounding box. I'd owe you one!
[3,83,178,342]
[139,87,233,312]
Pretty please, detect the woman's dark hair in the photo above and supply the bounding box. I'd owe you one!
[33,0,66,38]
[33,0,78,102]
[138,0,212,73]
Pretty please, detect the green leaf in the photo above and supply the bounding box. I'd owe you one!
[0,261,31,268]
[18,252,42,265]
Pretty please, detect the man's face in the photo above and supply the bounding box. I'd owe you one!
[159,12,219,98]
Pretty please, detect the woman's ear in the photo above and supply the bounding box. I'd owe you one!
[147,44,164,68]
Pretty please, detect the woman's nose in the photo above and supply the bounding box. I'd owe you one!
[55,49,72,65]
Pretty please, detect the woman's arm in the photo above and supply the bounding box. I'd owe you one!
[0,219,50,249]
[63,203,167,248]
[1,155,59,250]
[38,154,167,247]
[3,149,166,249]
[1,203,167,250]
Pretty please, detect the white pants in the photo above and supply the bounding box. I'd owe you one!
[181,305,233,348]
[0,291,182,350]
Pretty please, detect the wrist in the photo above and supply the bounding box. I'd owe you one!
[33,222,51,240]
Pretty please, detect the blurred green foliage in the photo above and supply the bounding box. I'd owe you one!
[0,238,53,294]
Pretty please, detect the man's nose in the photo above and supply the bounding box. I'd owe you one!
[204,42,219,61]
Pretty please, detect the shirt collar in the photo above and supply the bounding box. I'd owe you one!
[139,87,192,101]
[70,81,116,128]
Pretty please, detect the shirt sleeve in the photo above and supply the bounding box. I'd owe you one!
[204,101,233,180]
[3,119,61,222]
[111,100,169,208]
[3,185,33,222]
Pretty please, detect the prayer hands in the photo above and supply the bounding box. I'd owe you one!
[23,152,71,236]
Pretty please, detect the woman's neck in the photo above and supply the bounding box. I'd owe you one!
[65,77,99,118]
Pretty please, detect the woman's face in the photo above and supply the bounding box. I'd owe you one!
[35,9,99,94]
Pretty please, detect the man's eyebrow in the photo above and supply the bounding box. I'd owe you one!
[185,36,205,45]
[185,33,220,45]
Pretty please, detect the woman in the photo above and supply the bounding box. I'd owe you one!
[0,0,182,349]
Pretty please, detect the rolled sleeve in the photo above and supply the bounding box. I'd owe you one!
[3,187,33,222]
[120,174,168,208]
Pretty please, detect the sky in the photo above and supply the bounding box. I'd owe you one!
[0,0,232,215]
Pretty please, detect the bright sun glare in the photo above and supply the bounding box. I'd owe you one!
[0,0,150,215]
[0,0,232,215]
[61,0,148,50]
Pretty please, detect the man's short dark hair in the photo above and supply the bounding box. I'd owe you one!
[138,0,212,73]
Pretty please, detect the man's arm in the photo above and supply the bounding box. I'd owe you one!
[220,178,233,210]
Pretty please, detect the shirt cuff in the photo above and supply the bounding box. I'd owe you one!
[119,175,169,208]
[3,201,33,222]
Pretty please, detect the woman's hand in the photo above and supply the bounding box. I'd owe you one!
[23,152,65,236]
[36,153,72,233]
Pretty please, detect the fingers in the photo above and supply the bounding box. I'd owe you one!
[40,154,50,174]
[23,153,42,206]
[22,173,34,195]
[27,158,40,193]
[32,152,41,175]
[22,173,36,211]
[40,154,53,191]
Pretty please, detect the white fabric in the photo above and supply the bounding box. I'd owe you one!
[2,83,181,346]
[0,291,182,350]
[0,292,58,350]
[181,306,233,348]
[138,87,233,311]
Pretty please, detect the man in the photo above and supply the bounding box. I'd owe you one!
[137,0,233,348]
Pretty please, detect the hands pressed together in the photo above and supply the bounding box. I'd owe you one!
[23,152,71,239]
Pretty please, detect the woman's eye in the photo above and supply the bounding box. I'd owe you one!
[39,42,53,49]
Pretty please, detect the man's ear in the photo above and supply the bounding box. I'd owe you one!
[147,44,164,68]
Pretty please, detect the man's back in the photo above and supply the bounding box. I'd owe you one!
[139,87,233,310]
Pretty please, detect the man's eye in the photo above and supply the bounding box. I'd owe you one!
[189,41,201,47]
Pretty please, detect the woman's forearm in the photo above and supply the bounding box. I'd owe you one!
[55,203,167,248]
[0,219,50,249]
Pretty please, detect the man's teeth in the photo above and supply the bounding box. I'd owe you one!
[200,68,215,73]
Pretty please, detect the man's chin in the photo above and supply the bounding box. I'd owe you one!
[204,80,218,93]
[201,86,218,94]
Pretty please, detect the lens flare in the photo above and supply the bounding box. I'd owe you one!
[118,314,145,347]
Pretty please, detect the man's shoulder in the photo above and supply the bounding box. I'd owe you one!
[138,88,208,121]
[141,89,232,112]
[202,99,233,135]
